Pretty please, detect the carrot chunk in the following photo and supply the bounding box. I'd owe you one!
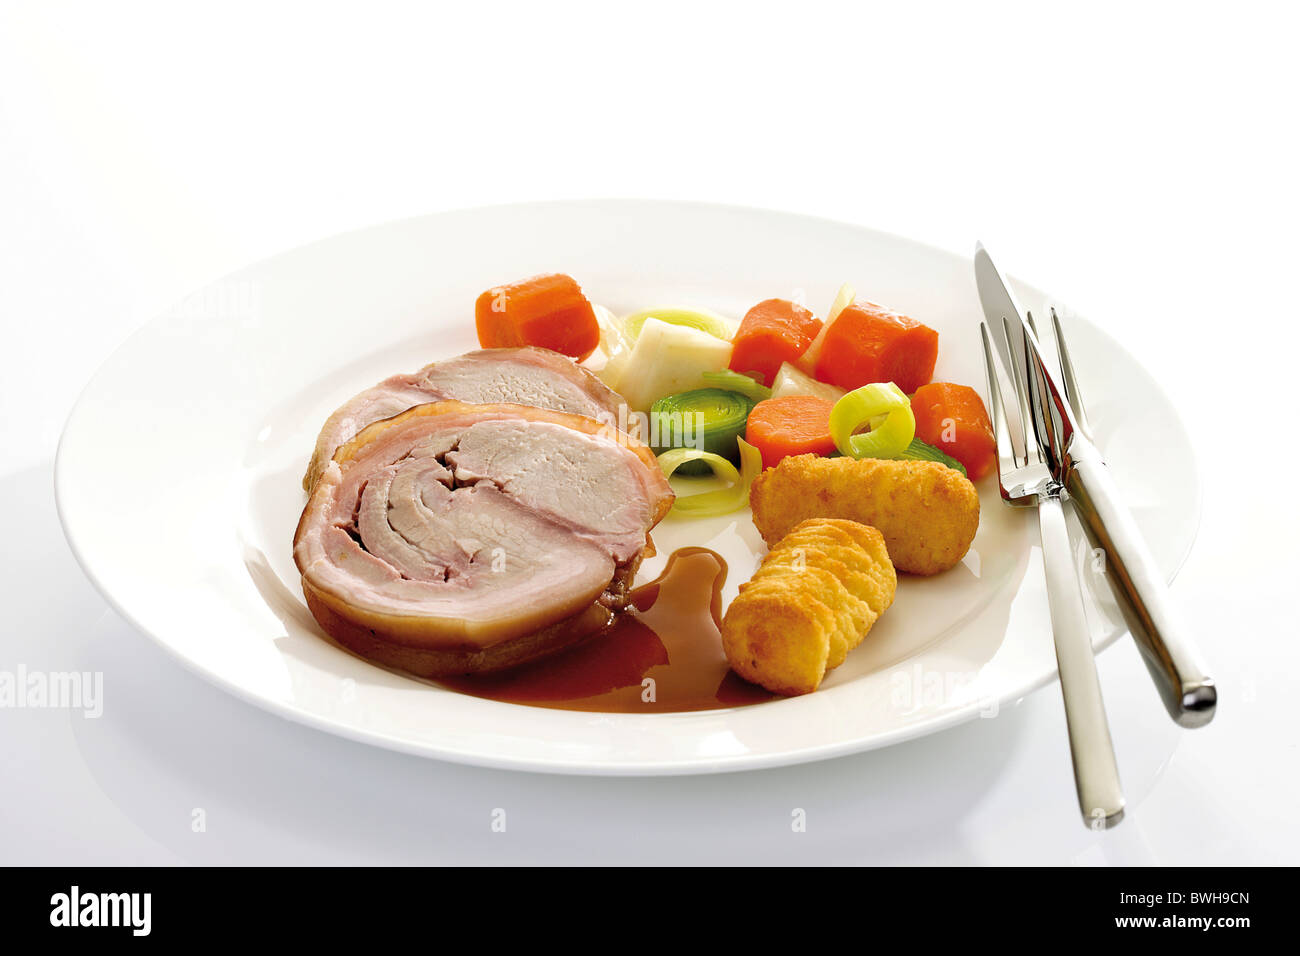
[745,395,837,469]
[911,382,996,480]
[728,299,823,387]
[812,301,938,394]
[475,273,600,361]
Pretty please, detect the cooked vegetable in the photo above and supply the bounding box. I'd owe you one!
[650,388,754,475]
[897,437,967,476]
[615,317,733,412]
[591,301,628,357]
[828,382,916,460]
[795,282,855,375]
[658,438,762,517]
[813,301,939,394]
[826,282,856,325]
[589,303,638,392]
[910,382,996,480]
[623,307,737,343]
[475,273,600,361]
[745,395,837,469]
[728,299,823,387]
[701,369,772,403]
[770,361,846,404]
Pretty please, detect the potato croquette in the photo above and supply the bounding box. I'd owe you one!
[748,455,979,575]
[746,556,867,669]
[779,519,897,621]
[721,518,897,695]
[722,583,836,695]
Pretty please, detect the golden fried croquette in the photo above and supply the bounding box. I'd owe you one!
[721,518,897,695]
[749,455,979,575]
[776,519,896,623]
[722,581,837,695]
[747,557,867,669]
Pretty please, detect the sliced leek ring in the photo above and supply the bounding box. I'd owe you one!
[700,369,772,403]
[829,382,916,459]
[658,438,762,517]
[649,388,754,475]
[623,307,736,343]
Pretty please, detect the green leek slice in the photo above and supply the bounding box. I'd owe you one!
[701,369,772,403]
[829,382,916,459]
[623,307,736,343]
[649,388,754,475]
[624,306,738,343]
[897,437,967,476]
[658,439,762,517]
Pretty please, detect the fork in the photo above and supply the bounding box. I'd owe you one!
[1045,307,1093,443]
[981,318,1125,829]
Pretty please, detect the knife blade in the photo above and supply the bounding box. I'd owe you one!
[974,242,1029,380]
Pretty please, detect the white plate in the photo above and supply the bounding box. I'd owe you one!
[55,200,1199,774]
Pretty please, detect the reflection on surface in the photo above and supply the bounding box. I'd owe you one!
[64,603,1190,865]
[241,545,318,636]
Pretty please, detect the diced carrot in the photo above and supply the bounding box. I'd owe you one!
[746,395,837,469]
[813,301,938,394]
[728,299,823,387]
[475,273,600,361]
[911,383,997,480]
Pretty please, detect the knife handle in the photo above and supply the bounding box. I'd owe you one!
[1065,457,1216,727]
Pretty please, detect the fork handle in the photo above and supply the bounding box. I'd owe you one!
[1038,495,1125,829]
[1066,457,1217,727]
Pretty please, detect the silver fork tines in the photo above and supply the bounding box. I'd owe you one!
[981,322,1047,503]
[1049,307,1094,442]
[1021,312,1072,477]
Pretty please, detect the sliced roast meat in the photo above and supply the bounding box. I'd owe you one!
[303,346,625,491]
[294,400,673,677]
[444,420,668,564]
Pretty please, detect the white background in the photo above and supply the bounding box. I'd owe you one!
[2,0,1297,864]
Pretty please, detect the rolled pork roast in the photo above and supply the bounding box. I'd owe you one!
[303,346,625,492]
[294,399,674,677]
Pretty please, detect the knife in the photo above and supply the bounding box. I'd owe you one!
[974,243,1216,727]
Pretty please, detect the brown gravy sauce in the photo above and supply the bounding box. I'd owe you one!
[440,547,775,712]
